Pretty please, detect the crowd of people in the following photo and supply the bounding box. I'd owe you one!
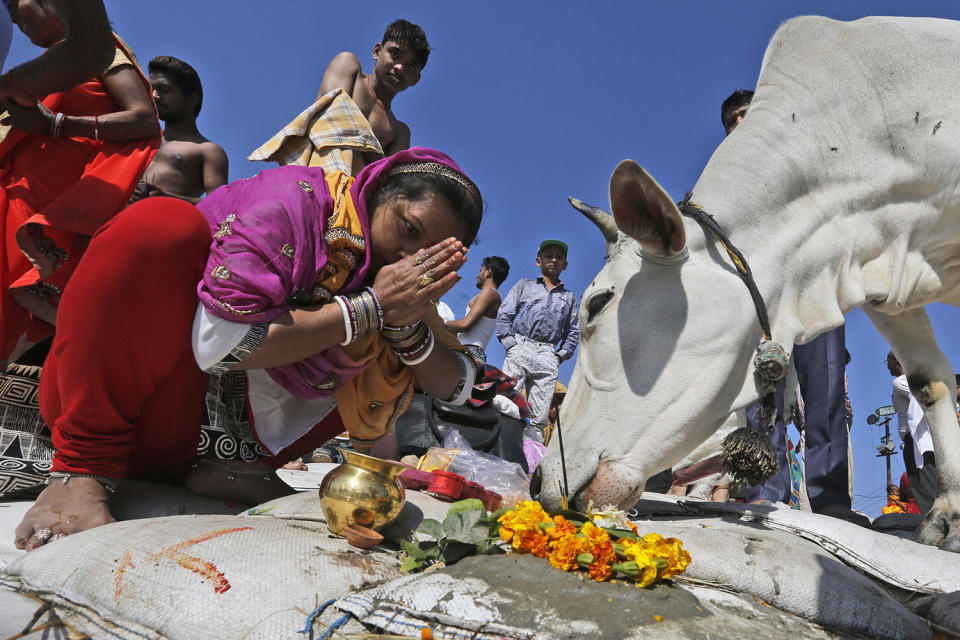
[0,2,944,553]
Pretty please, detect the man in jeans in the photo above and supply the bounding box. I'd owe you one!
[496,240,580,442]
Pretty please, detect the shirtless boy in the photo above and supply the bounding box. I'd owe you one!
[130,56,228,204]
[318,19,430,154]
[446,256,509,362]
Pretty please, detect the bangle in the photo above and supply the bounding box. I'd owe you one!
[47,471,116,493]
[399,328,435,365]
[4,69,35,102]
[94,114,99,141]
[49,112,65,139]
[335,288,383,344]
[333,295,352,345]
[364,287,383,331]
[383,320,434,363]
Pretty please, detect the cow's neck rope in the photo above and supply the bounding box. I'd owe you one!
[677,194,772,340]
[676,193,787,485]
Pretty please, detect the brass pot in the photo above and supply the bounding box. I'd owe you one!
[319,448,407,535]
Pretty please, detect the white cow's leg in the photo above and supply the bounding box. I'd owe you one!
[865,307,960,552]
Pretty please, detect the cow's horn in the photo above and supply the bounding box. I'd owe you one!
[568,196,618,245]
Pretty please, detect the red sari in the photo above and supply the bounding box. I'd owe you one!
[0,35,159,360]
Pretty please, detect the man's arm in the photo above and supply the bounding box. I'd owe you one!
[556,293,580,362]
[202,143,230,195]
[892,376,912,436]
[385,120,411,154]
[317,52,361,100]
[496,281,523,351]
[0,0,114,106]
[446,287,498,333]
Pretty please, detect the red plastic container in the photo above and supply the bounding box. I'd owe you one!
[427,470,465,501]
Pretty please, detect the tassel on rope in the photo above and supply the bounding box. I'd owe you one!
[721,391,780,485]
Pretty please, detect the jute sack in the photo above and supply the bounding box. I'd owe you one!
[0,510,402,640]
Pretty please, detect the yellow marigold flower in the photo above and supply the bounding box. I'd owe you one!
[641,532,664,545]
[635,559,659,588]
[548,532,581,570]
[499,501,552,546]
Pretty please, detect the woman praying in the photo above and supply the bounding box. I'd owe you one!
[14,147,483,549]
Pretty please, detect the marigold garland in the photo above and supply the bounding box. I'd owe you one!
[497,500,691,587]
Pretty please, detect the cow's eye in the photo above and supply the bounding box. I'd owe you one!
[586,289,614,322]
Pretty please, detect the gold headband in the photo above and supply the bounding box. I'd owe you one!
[386,161,480,204]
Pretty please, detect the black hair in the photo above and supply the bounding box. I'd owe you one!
[148,56,203,117]
[382,19,430,69]
[721,89,754,130]
[369,171,483,247]
[481,256,509,286]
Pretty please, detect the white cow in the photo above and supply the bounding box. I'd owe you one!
[538,15,960,552]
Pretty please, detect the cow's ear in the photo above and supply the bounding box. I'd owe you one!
[609,160,685,257]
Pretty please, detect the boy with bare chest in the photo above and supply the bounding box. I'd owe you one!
[317,19,429,154]
[131,56,228,204]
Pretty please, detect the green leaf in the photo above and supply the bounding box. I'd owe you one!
[417,518,444,540]
[399,539,426,559]
[488,506,511,521]
[606,528,639,540]
[443,510,483,539]
[400,555,425,572]
[548,508,589,522]
[447,498,486,516]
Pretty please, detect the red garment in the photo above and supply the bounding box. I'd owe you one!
[43,198,345,479]
[0,35,159,360]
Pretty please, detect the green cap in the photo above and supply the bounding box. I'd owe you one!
[538,239,568,255]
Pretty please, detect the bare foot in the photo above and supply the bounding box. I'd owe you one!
[912,493,960,553]
[14,477,114,551]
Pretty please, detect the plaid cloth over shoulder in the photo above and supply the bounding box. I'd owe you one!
[248,88,384,174]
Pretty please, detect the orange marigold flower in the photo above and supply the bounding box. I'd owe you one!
[545,515,578,541]
[589,559,613,581]
[516,529,550,557]
[580,521,612,546]
[548,532,581,570]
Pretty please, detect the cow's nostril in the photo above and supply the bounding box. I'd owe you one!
[586,289,614,322]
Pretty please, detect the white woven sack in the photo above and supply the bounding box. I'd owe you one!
[0,512,402,640]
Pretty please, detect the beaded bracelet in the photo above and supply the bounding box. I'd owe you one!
[47,471,117,493]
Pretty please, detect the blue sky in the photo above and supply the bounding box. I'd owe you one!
[10,1,960,515]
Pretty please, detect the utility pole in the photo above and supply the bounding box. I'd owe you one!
[868,405,897,487]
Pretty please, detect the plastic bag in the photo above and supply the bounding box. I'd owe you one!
[418,447,458,472]
[441,430,530,508]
